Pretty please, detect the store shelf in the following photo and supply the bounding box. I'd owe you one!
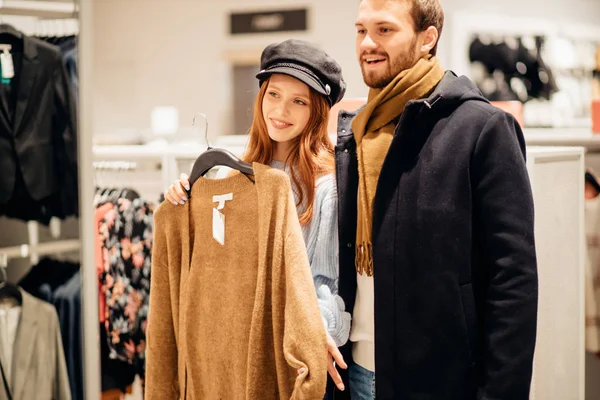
[0,0,76,19]
[524,128,600,150]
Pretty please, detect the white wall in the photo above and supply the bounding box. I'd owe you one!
[90,0,600,140]
[91,0,363,141]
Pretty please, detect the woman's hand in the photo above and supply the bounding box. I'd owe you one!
[297,332,347,391]
[165,173,190,205]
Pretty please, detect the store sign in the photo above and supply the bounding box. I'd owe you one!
[230,9,307,35]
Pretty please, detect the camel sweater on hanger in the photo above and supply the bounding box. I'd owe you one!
[145,162,327,400]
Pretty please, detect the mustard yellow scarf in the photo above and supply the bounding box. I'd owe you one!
[352,55,444,276]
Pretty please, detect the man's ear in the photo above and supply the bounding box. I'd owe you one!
[419,26,439,56]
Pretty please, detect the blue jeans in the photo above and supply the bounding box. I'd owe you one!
[349,362,376,400]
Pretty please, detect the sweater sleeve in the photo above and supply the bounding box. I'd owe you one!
[310,177,351,347]
[283,193,328,399]
[145,207,179,399]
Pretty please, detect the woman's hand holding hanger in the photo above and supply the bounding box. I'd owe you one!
[165,174,190,205]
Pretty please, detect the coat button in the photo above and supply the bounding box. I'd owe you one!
[347,243,353,248]
[344,149,349,153]
[341,129,346,133]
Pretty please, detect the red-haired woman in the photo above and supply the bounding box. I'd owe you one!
[165,39,351,392]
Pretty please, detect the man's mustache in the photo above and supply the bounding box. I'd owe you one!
[360,52,388,60]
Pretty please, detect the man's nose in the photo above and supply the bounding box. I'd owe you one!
[360,34,378,52]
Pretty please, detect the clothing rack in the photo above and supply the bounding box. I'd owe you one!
[92,142,247,194]
[0,239,80,267]
[0,0,77,19]
[93,160,138,171]
[30,17,78,36]
[0,2,96,399]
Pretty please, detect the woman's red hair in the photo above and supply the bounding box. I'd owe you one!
[243,77,334,225]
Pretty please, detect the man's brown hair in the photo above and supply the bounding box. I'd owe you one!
[408,0,444,55]
[361,0,445,55]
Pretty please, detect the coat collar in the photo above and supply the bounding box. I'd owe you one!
[11,36,40,134]
[22,35,39,62]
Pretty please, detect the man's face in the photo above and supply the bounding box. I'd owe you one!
[355,0,421,89]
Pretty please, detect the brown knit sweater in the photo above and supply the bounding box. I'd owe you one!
[145,162,327,399]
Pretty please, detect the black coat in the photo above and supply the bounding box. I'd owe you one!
[333,72,538,400]
[0,26,78,223]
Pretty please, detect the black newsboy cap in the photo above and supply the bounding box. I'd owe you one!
[256,39,346,107]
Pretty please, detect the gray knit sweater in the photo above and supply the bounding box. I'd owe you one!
[271,161,351,347]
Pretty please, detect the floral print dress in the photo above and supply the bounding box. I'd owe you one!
[99,196,154,378]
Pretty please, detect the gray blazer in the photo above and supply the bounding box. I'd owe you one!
[0,289,71,400]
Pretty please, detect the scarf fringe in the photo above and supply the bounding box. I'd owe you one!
[355,242,374,277]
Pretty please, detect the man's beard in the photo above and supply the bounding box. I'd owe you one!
[360,41,420,89]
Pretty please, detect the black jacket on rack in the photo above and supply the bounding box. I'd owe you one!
[0,24,78,224]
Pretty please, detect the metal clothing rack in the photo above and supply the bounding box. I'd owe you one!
[0,0,77,19]
[0,1,101,399]
[0,239,80,266]
[93,160,138,172]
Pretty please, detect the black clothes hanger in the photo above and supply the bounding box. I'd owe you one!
[188,148,254,187]
[186,113,254,191]
[0,24,23,39]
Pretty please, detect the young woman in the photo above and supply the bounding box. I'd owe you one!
[165,39,350,392]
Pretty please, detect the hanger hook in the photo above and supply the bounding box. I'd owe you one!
[192,113,210,148]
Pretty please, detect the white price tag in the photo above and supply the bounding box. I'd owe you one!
[0,50,14,79]
[213,208,225,246]
[212,193,233,245]
[213,193,233,210]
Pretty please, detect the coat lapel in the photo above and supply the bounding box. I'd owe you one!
[12,36,39,135]
[0,82,10,126]
[12,290,37,400]
[0,92,11,135]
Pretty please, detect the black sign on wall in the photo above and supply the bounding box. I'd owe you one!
[230,9,308,35]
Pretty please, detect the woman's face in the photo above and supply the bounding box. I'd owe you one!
[262,74,312,148]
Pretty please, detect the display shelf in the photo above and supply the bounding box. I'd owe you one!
[524,128,600,150]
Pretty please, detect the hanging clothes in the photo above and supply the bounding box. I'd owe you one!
[34,34,78,104]
[94,200,114,324]
[0,288,71,400]
[92,185,153,397]
[0,24,78,224]
[145,163,327,399]
[0,298,20,391]
[19,259,82,400]
[49,36,77,101]
[53,271,84,400]
[99,195,153,377]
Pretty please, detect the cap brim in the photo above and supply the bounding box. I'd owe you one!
[256,67,327,96]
